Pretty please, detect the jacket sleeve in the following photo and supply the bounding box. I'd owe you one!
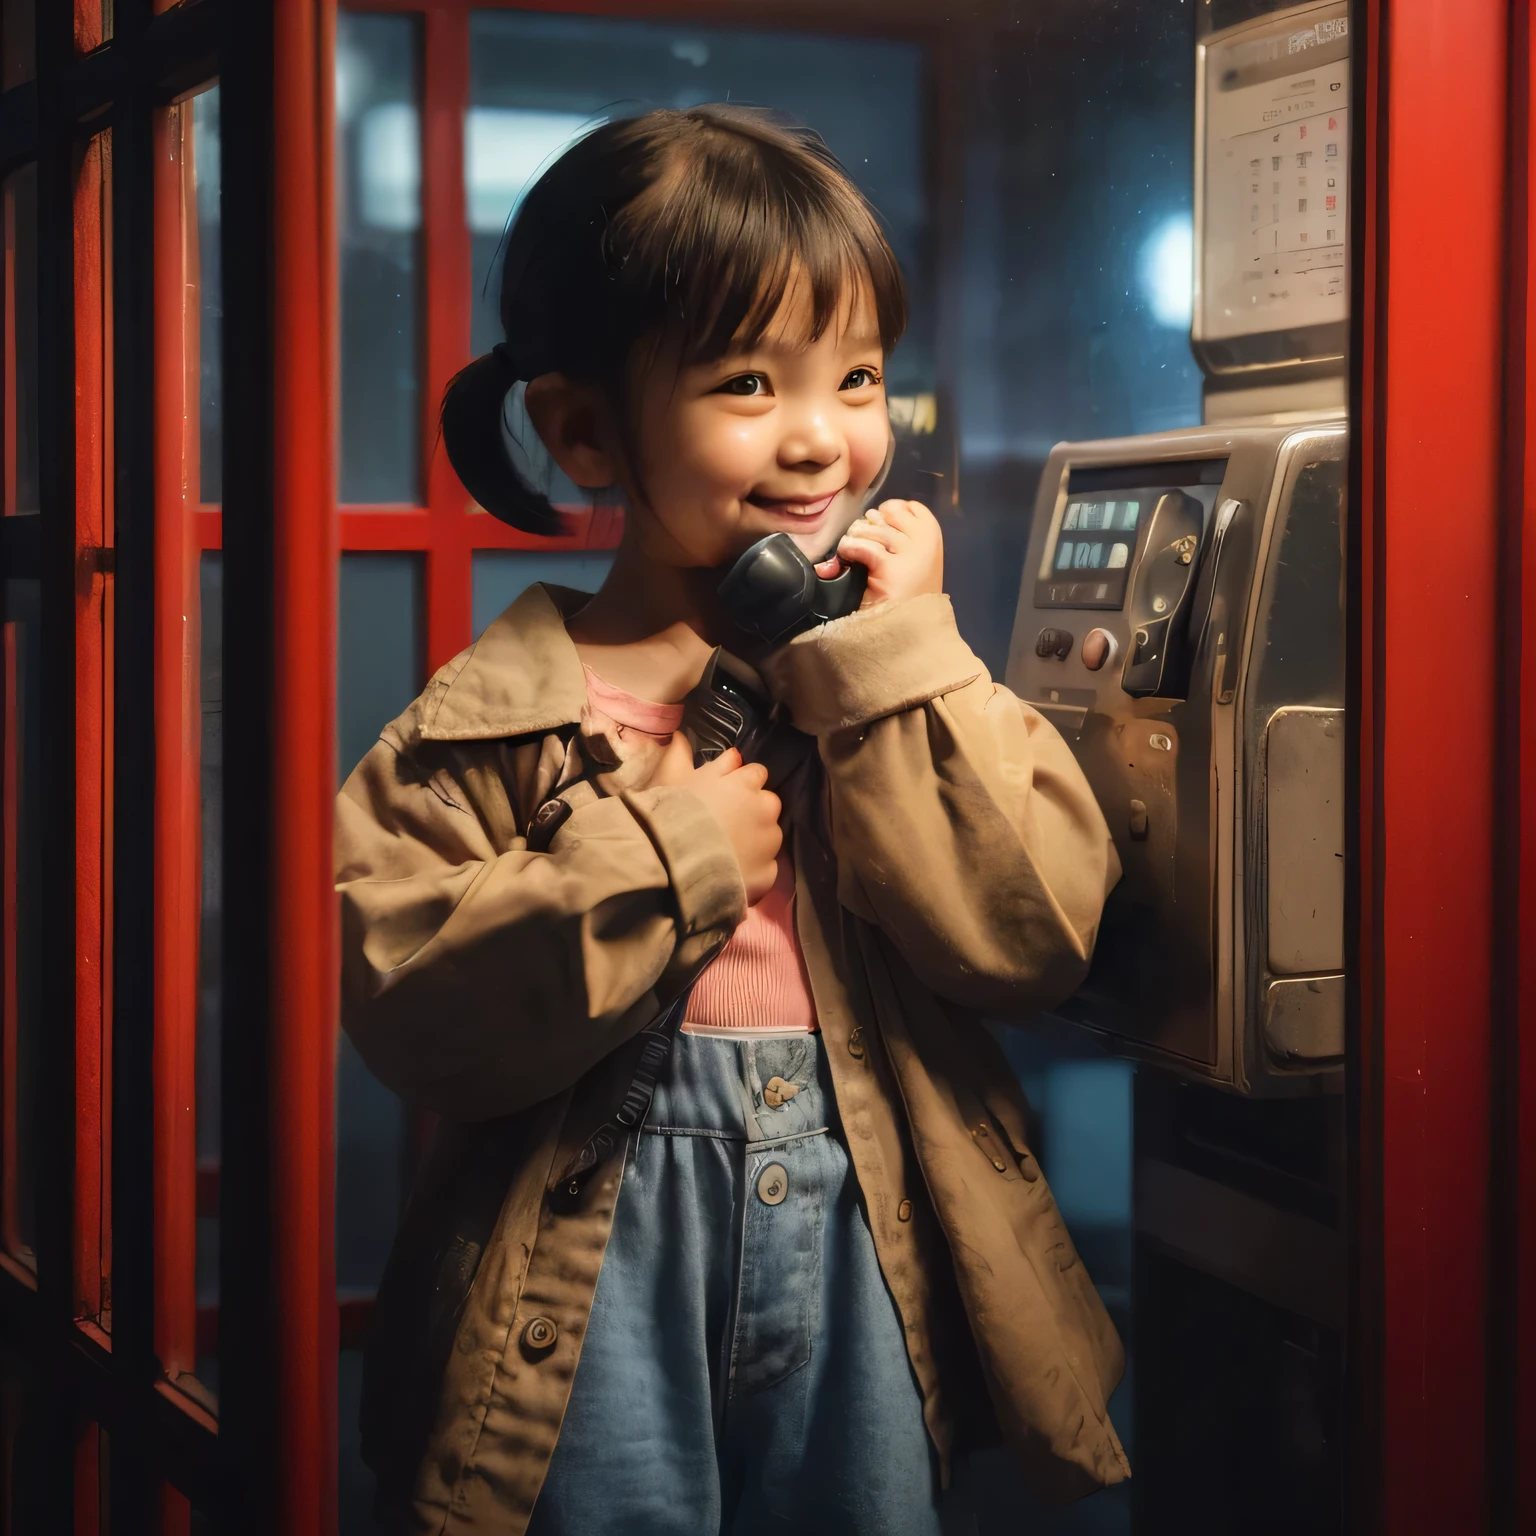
[335,726,746,1122]
[761,592,1120,1014]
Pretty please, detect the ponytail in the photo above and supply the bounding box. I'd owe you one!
[439,345,563,535]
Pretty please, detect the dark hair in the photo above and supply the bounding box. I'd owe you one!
[440,105,908,532]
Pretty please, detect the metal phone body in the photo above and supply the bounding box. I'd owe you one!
[1004,418,1346,1094]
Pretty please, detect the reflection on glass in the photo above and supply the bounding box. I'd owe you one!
[336,13,421,505]
[336,556,421,1297]
[195,554,221,1390]
[75,0,111,53]
[5,164,38,516]
[193,87,222,505]
[472,550,614,640]
[464,12,929,512]
[3,581,40,1267]
[1,0,33,89]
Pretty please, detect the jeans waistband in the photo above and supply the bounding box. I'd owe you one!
[644,1030,835,1147]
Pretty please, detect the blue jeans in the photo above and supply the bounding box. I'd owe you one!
[525,1031,947,1536]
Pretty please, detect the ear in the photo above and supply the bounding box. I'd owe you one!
[523,373,618,489]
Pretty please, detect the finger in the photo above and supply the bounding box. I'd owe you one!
[837,534,893,571]
[847,518,905,553]
[728,760,770,790]
[695,745,743,777]
[760,790,782,823]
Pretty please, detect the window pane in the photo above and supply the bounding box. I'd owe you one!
[5,164,39,517]
[472,549,613,640]
[1,0,32,89]
[336,13,422,505]
[464,14,931,514]
[335,554,420,1298]
[194,88,222,506]
[154,85,222,1402]
[3,579,40,1269]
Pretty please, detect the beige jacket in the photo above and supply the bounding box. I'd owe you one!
[335,583,1129,1534]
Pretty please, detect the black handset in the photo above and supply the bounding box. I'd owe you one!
[717,533,868,648]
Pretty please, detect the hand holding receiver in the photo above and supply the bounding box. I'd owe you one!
[652,734,782,905]
[836,498,944,608]
[716,532,868,647]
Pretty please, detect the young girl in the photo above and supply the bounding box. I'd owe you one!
[336,106,1128,1536]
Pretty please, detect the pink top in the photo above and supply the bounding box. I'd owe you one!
[581,664,818,1037]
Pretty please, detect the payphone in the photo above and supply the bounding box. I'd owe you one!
[1006,0,1348,1094]
[1001,2,1350,1528]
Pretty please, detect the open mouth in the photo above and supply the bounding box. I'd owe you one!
[745,490,839,519]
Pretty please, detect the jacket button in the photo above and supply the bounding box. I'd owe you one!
[522,1316,558,1352]
[757,1163,789,1206]
[1018,1153,1041,1183]
[897,1199,913,1222]
[847,1027,865,1060]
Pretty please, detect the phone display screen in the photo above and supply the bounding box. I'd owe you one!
[1035,458,1228,610]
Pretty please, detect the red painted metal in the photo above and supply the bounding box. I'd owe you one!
[0,171,19,1273]
[3,172,15,522]
[151,99,204,1382]
[421,1,473,672]
[1519,8,1536,1523]
[1,623,18,1270]
[73,129,112,1328]
[1358,0,1506,1527]
[270,0,340,1527]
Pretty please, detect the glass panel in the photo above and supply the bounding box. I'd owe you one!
[5,164,39,517]
[194,88,222,506]
[1,0,33,90]
[465,13,931,513]
[336,13,422,505]
[335,553,420,1286]
[3,579,40,1269]
[472,549,614,640]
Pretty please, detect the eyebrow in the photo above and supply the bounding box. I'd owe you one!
[721,328,884,359]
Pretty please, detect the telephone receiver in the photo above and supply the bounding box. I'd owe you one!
[714,433,892,647]
[717,536,868,647]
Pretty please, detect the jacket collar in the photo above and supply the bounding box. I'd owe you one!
[418,583,592,742]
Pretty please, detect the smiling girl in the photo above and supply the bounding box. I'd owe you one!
[336,106,1128,1536]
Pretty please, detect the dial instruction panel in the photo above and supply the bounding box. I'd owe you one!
[1199,6,1349,342]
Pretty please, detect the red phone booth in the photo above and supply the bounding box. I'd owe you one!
[0,1,1529,1532]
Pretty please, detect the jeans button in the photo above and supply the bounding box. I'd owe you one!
[757,1162,789,1206]
[763,1075,800,1108]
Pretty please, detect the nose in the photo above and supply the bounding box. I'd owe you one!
[776,400,841,473]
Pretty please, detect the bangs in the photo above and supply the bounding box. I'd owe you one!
[607,114,908,364]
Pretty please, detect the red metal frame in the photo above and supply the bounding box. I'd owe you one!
[1355,0,1512,1527]
[271,2,340,1526]
[1519,8,1536,1524]
[0,170,23,1276]
[72,127,113,1331]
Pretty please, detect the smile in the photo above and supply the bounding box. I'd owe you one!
[746,490,840,518]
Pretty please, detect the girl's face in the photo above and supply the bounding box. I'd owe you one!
[624,276,893,570]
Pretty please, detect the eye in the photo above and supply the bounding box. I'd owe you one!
[841,366,882,391]
[716,372,770,397]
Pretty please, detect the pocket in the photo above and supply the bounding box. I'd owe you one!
[730,1140,827,1396]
